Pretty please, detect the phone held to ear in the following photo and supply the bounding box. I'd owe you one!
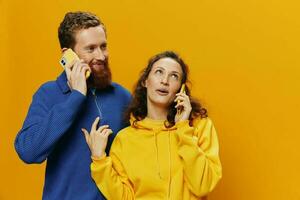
[59,48,90,78]
[179,84,186,94]
[176,84,186,113]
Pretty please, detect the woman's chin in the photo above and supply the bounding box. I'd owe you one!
[151,99,173,108]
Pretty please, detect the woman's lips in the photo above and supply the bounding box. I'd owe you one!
[156,89,169,96]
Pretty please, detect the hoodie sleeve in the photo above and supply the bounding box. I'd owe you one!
[14,86,86,164]
[175,117,222,197]
[91,135,135,200]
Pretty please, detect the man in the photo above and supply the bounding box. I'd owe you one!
[15,11,131,200]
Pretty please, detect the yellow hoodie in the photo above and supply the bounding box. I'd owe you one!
[91,117,222,200]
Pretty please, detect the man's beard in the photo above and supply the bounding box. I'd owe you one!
[87,59,112,90]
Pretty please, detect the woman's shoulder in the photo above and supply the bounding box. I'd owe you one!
[115,126,136,140]
[192,116,214,128]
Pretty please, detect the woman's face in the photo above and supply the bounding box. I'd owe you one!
[144,57,183,109]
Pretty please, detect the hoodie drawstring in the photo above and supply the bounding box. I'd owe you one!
[154,130,172,199]
[154,131,162,179]
[168,130,172,199]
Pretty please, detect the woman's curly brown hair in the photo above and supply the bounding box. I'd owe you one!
[125,51,207,128]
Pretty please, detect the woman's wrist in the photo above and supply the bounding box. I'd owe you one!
[91,150,106,159]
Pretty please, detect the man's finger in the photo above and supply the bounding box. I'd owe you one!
[64,59,76,79]
[65,59,77,70]
[81,65,91,79]
[73,61,81,76]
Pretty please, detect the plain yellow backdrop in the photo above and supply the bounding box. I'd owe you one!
[1,0,300,199]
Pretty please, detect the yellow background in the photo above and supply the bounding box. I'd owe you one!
[1,0,300,199]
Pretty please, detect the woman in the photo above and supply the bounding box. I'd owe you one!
[82,51,222,200]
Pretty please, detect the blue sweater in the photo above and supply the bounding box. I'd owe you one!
[15,72,132,200]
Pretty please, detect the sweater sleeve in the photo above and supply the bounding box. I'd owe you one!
[91,136,135,200]
[176,117,222,197]
[14,87,86,164]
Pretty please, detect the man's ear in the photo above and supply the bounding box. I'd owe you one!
[61,48,68,54]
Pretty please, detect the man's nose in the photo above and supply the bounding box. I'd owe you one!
[94,47,106,61]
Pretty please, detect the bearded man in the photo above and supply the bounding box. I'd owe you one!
[14,11,131,200]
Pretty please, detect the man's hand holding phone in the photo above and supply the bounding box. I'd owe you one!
[60,49,91,96]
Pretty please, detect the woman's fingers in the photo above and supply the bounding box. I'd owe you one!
[91,117,110,135]
[175,102,185,109]
[175,96,187,102]
[175,95,189,108]
[174,92,192,122]
[97,125,110,134]
[174,96,185,103]
[91,117,100,132]
[81,128,90,147]
[175,93,189,100]
[103,129,113,137]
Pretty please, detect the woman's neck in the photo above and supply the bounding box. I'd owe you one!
[146,101,168,120]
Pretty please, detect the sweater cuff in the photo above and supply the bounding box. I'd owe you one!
[91,153,107,161]
[67,90,86,107]
[91,155,111,171]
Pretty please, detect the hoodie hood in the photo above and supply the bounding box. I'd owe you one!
[130,115,178,132]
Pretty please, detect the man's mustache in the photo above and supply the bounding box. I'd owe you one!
[91,60,108,66]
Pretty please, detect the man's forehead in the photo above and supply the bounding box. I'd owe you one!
[74,26,107,44]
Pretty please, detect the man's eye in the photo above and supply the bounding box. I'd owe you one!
[87,47,94,52]
[101,44,107,50]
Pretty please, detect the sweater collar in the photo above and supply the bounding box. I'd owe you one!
[56,71,70,94]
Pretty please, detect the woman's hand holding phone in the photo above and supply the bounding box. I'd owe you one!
[174,84,192,122]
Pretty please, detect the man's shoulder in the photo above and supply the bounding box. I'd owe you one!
[33,75,67,101]
[111,82,131,97]
[36,72,67,95]
[40,80,58,89]
[111,82,129,92]
[36,80,60,95]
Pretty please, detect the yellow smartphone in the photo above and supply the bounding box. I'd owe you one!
[179,84,186,94]
[59,48,90,78]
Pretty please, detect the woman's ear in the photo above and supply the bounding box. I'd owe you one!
[142,79,148,88]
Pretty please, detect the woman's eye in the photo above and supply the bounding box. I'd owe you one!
[155,69,163,74]
[171,74,179,80]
